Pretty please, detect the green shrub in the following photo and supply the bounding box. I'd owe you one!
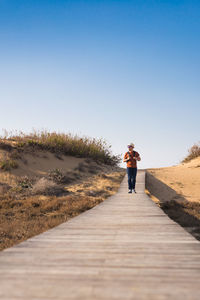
[48,168,67,184]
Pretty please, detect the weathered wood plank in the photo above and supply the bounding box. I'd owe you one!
[0,170,200,299]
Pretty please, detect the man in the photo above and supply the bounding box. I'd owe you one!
[123,143,141,193]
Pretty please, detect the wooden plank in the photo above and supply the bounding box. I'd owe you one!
[0,170,200,299]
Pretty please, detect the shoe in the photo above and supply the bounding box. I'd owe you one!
[133,189,137,193]
[128,190,132,193]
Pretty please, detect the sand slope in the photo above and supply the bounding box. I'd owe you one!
[147,157,200,203]
[12,152,85,177]
[0,149,116,188]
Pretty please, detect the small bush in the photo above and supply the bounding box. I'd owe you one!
[17,176,34,189]
[48,168,68,184]
[183,142,200,163]
[16,142,25,148]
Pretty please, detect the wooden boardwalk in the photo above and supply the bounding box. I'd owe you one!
[0,170,200,299]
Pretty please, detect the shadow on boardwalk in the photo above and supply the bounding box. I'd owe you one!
[146,171,200,241]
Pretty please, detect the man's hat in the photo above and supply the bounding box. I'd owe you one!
[128,143,135,148]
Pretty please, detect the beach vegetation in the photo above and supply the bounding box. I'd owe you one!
[0,130,120,166]
[183,142,200,162]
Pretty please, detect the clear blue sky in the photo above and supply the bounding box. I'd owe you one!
[0,0,200,168]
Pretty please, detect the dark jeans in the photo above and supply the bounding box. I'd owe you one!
[127,167,137,190]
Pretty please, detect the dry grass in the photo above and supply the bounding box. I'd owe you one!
[182,142,200,163]
[0,170,125,251]
[1,130,120,166]
[0,149,18,171]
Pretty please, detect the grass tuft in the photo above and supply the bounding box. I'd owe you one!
[48,168,69,184]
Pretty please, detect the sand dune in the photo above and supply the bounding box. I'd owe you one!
[0,148,116,187]
[146,157,200,203]
[12,152,85,177]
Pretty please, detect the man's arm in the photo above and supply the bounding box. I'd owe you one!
[135,152,141,161]
[123,152,129,162]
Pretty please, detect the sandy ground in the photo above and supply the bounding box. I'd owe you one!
[146,157,200,203]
